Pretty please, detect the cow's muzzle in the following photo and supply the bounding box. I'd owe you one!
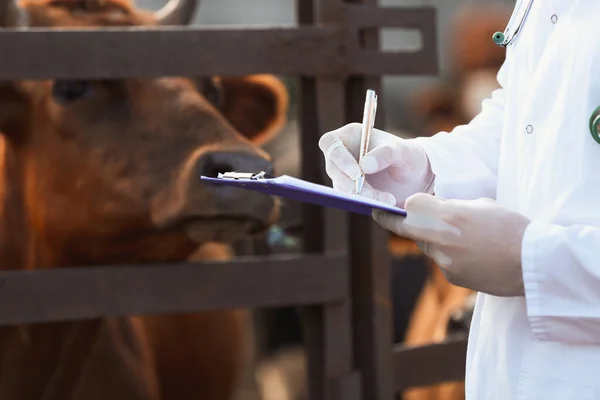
[150,148,279,243]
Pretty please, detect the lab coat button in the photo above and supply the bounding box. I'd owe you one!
[526,125,534,134]
[551,14,558,24]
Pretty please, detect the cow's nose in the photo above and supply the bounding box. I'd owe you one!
[198,151,274,178]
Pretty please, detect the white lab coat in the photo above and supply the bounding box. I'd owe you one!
[413,1,600,399]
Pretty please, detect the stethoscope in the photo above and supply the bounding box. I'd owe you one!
[492,0,534,47]
[491,0,600,144]
[590,107,600,145]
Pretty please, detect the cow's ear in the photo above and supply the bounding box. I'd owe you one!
[217,75,289,146]
[0,83,30,144]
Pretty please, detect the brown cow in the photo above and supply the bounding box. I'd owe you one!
[0,1,289,399]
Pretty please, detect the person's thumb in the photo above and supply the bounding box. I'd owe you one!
[359,141,404,174]
[404,192,445,214]
[401,193,461,236]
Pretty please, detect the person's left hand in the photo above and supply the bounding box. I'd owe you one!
[372,193,531,297]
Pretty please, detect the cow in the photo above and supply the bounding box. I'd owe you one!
[0,1,290,399]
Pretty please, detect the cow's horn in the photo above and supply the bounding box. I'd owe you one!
[0,0,27,28]
[155,0,200,26]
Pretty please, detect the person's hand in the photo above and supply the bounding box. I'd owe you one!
[372,193,531,297]
[318,123,434,206]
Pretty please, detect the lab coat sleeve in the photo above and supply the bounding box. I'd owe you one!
[522,221,600,344]
[410,61,509,200]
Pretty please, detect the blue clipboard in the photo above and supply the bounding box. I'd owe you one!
[200,171,407,217]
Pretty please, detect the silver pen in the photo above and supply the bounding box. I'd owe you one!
[356,89,378,194]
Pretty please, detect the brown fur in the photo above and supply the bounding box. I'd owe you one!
[0,1,289,399]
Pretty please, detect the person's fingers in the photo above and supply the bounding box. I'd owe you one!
[401,212,461,240]
[403,193,464,235]
[358,132,406,174]
[359,186,397,205]
[329,171,396,205]
[322,137,362,181]
[318,123,362,153]
[372,209,405,235]
[373,201,460,245]
[359,143,397,174]
[403,192,447,214]
[318,123,361,170]
[325,158,355,193]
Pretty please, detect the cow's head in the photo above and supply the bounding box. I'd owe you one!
[0,0,289,265]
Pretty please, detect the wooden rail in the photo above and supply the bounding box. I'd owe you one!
[393,336,468,390]
[0,253,348,325]
[0,6,437,79]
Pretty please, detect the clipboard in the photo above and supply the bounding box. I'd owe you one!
[199,171,407,217]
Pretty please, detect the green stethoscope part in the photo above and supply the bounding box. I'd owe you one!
[492,32,505,45]
[589,106,600,145]
[492,0,534,47]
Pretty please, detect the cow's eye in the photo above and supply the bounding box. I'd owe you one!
[52,80,92,105]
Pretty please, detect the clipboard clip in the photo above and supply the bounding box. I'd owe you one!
[217,171,274,180]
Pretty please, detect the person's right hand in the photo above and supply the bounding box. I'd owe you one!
[318,123,434,207]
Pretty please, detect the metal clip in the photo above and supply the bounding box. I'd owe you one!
[218,172,254,180]
[217,171,272,180]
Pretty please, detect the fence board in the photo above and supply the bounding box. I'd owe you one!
[0,253,348,325]
[343,2,395,397]
[393,336,468,391]
[0,10,437,79]
[0,26,342,78]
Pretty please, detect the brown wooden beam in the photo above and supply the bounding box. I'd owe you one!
[0,11,438,79]
[393,336,468,391]
[296,3,329,400]
[0,253,348,325]
[345,2,395,397]
[0,26,343,79]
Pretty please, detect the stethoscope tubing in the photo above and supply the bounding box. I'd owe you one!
[493,0,535,47]
[490,1,600,143]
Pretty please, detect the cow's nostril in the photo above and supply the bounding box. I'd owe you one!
[198,151,274,178]
[203,161,235,178]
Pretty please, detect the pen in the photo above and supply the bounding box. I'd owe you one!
[356,89,378,194]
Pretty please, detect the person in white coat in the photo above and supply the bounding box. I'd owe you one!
[318,1,600,399]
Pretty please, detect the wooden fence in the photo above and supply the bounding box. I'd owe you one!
[0,0,468,399]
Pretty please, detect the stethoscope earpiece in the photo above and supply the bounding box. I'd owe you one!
[589,106,600,145]
[492,31,506,46]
